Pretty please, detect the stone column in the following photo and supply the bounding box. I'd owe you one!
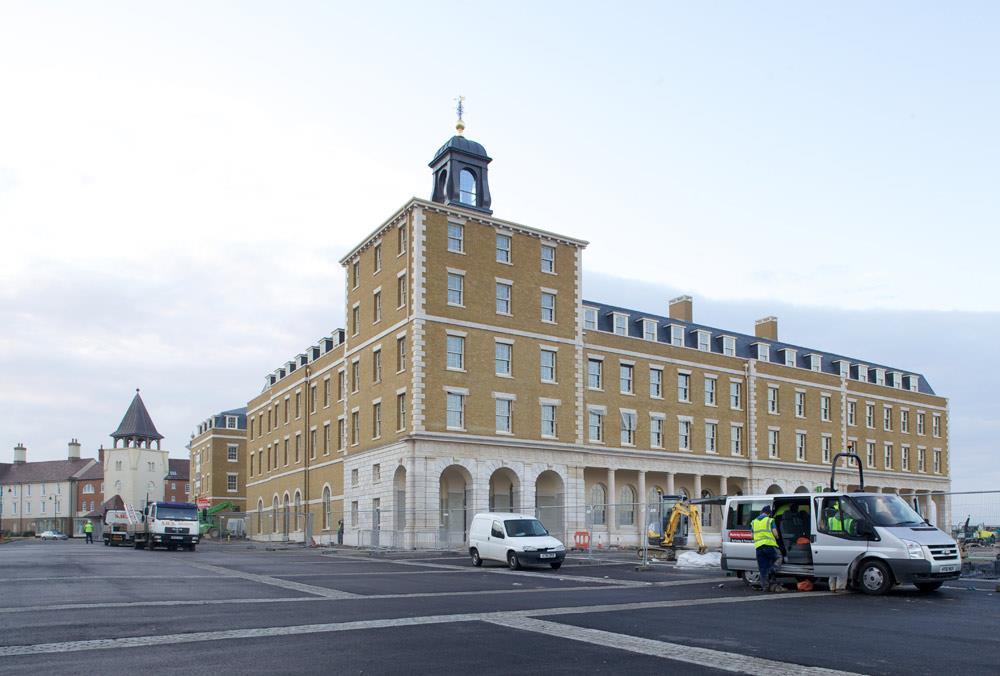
[666,472,675,495]
[719,476,728,497]
[693,474,703,500]
[607,468,616,545]
[637,470,647,541]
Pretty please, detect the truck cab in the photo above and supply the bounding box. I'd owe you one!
[722,455,960,594]
[132,501,200,551]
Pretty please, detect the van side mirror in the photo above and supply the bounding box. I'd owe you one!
[141,514,146,523]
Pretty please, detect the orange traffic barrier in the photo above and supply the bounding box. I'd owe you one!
[573,531,591,550]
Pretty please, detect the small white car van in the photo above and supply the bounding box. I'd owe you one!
[468,512,566,570]
[722,454,961,594]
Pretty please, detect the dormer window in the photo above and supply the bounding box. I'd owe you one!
[612,313,628,336]
[854,365,869,382]
[873,368,885,386]
[642,319,657,341]
[808,354,822,372]
[721,336,736,357]
[459,169,477,205]
[907,375,920,392]
[583,307,598,330]
[835,360,850,377]
[695,330,711,352]
[782,348,797,368]
[670,325,684,347]
[754,343,770,362]
[891,371,903,389]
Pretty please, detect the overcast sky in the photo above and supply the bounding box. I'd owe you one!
[1,3,996,493]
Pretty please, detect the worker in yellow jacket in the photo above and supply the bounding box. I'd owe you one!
[752,505,786,592]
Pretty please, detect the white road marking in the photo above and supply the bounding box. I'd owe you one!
[0,597,329,614]
[0,574,223,582]
[381,557,650,586]
[187,562,360,599]
[485,616,859,676]
[0,589,829,656]
[0,575,734,614]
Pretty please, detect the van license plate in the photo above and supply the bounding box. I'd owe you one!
[539,553,555,559]
[171,536,182,540]
[940,565,958,573]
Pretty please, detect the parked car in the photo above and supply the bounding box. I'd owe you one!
[468,512,566,570]
[39,530,69,541]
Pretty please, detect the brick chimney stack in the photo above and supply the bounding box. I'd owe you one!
[68,438,81,460]
[13,443,26,464]
[668,295,693,322]
[755,316,779,341]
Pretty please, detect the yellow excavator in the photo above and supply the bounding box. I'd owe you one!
[643,494,715,560]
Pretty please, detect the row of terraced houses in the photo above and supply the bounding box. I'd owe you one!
[197,125,951,549]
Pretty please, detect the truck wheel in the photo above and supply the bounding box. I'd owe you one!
[915,581,943,592]
[858,559,893,595]
[187,544,196,552]
[470,548,482,567]
[742,571,762,589]
[134,541,144,550]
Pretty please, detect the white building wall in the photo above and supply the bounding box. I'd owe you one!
[103,446,168,510]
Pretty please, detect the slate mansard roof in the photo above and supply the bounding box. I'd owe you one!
[111,391,163,441]
[584,300,936,395]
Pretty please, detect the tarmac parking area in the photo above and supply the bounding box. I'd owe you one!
[0,539,997,675]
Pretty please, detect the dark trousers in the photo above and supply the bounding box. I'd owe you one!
[85,532,93,543]
[755,545,780,586]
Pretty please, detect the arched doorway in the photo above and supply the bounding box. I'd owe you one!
[700,489,715,528]
[322,487,332,531]
[535,470,564,539]
[765,484,784,495]
[489,467,520,512]
[282,493,290,536]
[393,466,406,532]
[794,486,810,494]
[257,499,263,534]
[439,464,472,547]
[589,483,608,526]
[271,496,279,534]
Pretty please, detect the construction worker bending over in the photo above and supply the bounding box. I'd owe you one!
[752,505,786,592]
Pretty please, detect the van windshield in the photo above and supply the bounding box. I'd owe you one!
[852,495,925,527]
[504,519,548,537]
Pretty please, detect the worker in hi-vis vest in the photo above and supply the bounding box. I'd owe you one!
[83,520,94,544]
[752,505,786,592]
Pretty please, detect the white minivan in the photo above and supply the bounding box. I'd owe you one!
[721,455,961,594]
[468,512,566,570]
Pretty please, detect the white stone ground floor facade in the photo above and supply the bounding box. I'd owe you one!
[269,435,953,549]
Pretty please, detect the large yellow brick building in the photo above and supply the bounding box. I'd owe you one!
[246,124,951,547]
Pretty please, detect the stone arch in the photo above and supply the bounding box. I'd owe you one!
[589,482,608,526]
[489,466,520,513]
[322,485,332,531]
[271,495,279,533]
[700,489,715,528]
[440,464,473,546]
[618,484,638,526]
[393,465,407,532]
[293,490,302,531]
[535,470,565,539]
[257,498,263,534]
[765,483,784,495]
[282,492,290,536]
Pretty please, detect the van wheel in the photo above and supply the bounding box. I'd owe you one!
[550,562,562,570]
[470,548,482,567]
[742,571,761,589]
[858,560,893,595]
[507,551,521,570]
[915,581,943,592]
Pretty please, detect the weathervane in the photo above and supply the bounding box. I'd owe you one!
[454,95,466,135]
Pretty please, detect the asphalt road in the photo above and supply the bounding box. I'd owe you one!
[0,539,997,675]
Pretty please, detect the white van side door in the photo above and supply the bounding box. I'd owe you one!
[811,496,868,578]
[483,519,507,562]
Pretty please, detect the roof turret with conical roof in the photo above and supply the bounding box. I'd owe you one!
[111,389,163,448]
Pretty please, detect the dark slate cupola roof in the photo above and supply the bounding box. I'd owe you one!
[429,108,493,214]
[111,390,164,442]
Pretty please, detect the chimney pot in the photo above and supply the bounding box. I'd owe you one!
[668,295,693,322]
[13,443,26,464]
[68,438,82,460]
[755,316,779,340]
